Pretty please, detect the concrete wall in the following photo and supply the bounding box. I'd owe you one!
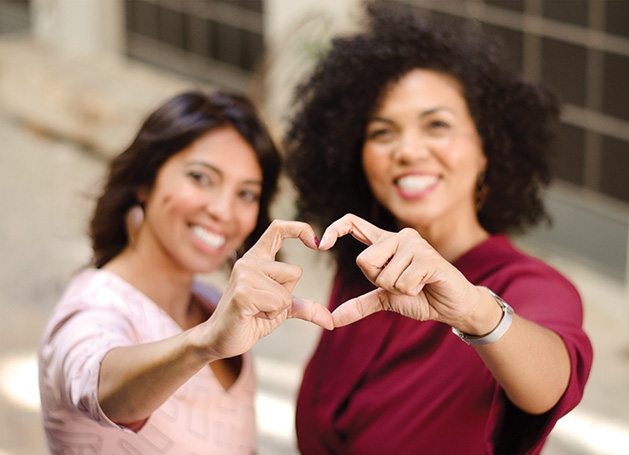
[526,183,629,284]
[31,0,124,56]
[261,0,361,129]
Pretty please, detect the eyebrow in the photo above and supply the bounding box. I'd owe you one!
[369,106,455,123]
[186,161,263,186]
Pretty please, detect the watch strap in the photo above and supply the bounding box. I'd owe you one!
[452,288,514,345]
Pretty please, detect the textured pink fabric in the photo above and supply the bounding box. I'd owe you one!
[39,269,256,455]
[296,235,593,455]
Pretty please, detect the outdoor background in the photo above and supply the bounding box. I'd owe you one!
[0,1,628,454]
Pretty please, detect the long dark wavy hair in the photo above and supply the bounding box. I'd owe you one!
[90,90,282,268]
[284,1,560,281]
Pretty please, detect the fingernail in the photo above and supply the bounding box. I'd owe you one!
[314,236,320,247]
[319,234,327,249]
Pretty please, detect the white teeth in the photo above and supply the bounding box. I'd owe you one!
[396,175,437,191]
[192,226,226,249]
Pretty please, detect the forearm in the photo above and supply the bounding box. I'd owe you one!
[475,314,571,415]
[450,286,571,415]
[98,328,215,425]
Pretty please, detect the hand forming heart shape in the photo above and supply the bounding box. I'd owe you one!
[211,213,483,362]
[317,214,486,332]
[205,219,333,360]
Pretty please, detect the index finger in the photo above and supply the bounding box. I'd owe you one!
[319,214,386,250]
[244,219,318,260]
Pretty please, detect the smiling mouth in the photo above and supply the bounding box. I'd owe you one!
[395,175,438,192]
[192,225,227,249]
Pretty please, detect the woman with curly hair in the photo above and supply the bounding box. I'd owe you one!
[38,90,332,454]
[285,3,592,454]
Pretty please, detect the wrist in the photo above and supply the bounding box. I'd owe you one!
[184,324,220,365]
[452,286,502,335]
[452,287,514,345]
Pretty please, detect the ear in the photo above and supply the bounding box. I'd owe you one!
[478,153,488,174]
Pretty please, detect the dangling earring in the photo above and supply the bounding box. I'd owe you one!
[475,171,489,212]
[128,205,144,227]
[126,205,144,246]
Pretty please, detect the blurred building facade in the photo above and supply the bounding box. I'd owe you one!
[2,0,629,288]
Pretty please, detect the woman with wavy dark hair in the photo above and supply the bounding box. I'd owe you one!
[90,90,282,268]
[285,3,592,453]
[38,90,332,454]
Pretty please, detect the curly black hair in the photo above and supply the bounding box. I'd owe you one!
[284,1,560,278]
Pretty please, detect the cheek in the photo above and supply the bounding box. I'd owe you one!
[464,133,486,171]
[362,148,389,188]
[446,138,485,175]
[157,191,193,219]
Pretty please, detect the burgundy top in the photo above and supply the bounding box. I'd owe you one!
[296,235,592,455]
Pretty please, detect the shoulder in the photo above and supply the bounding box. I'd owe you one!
[55,268,148,314]
[459,235,575,287]
[458,235,582,321]
[42,269,153,342]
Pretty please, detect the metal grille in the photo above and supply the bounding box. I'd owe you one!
[0,0,30,35]
[124,0,264,92]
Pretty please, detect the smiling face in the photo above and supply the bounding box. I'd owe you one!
[139,126,262,275]
[362,68,487,239]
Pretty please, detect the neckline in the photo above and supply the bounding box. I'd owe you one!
[85,268,251,392]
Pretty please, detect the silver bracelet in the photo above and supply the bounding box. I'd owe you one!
[452,287,514,345]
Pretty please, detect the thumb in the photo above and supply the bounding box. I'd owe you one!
[331,288,387,327]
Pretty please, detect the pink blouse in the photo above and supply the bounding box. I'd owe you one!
[39,269,256,455]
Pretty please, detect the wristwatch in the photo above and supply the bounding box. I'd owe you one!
[452,288,514,345]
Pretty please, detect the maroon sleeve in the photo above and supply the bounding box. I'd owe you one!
[481,260,593,454]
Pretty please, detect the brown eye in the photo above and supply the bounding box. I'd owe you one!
[367,128,394,142]
[429,120,449,130]
[188,171,214,187]
[425,120,451,137]
[239,189,261,203]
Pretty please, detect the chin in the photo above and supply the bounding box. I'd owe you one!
[393,212,429,228]
[187,256,227,275]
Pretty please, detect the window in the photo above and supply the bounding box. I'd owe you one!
[125,0,264,92]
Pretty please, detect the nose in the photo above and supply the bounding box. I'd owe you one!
[393,131,430,162]
[205,189,234,221]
